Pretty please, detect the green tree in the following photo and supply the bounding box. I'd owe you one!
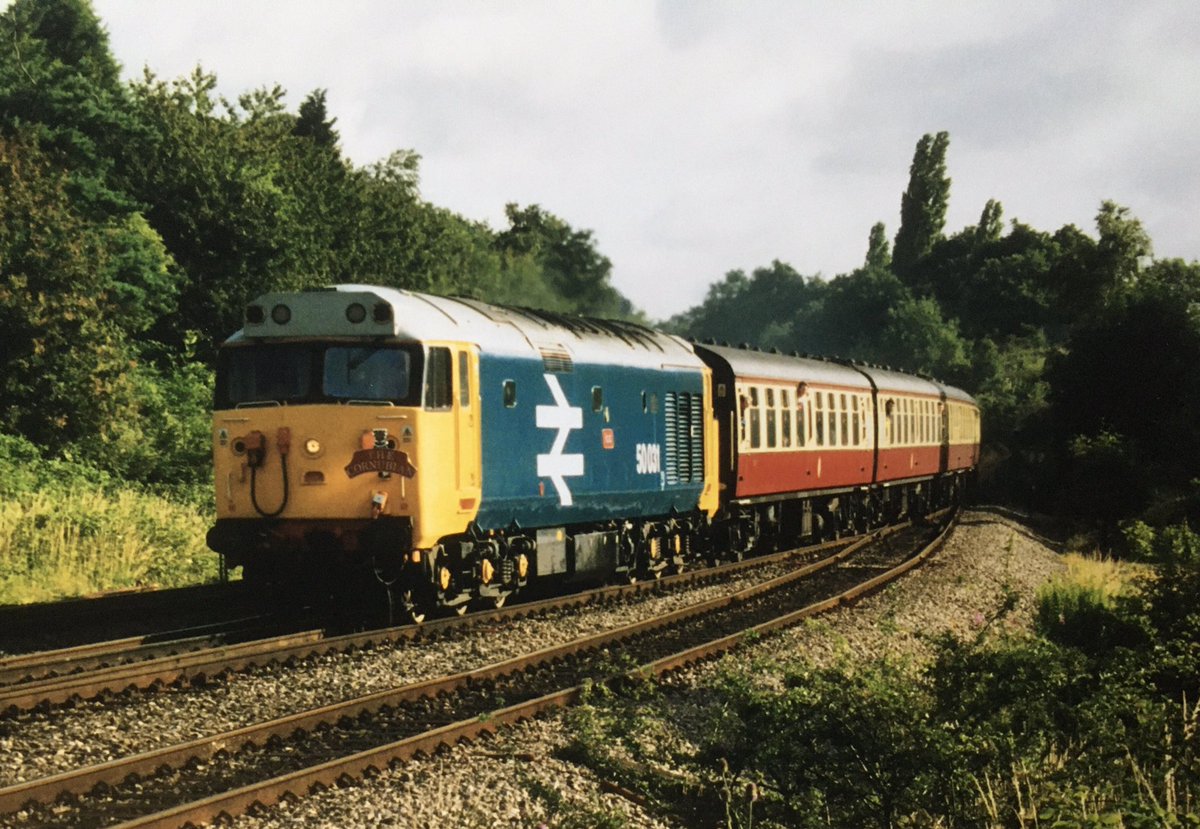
[0,0,142,215]
[0,136,140,453]
[1095,199,1151,294]
[494,203,638,319]
[892,131,950,278]
[864,221,891,270]
[975,198,1003,243]
[663,261,819,351]
[1047,275,1200,520]
[292,88,339,148]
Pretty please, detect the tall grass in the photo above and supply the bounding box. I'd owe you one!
[0,486,216,604]
[1035,553,1148,651]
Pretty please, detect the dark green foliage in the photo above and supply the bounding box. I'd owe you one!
[0,135,143,452]
[864,221,891,270]
[663,260,817,351]
[292,88,339,147]
[1047,279,1200,520]
[892,130,950,277]
[713,661,963,828]
[693,554,1200,827]
[494,203,637,319]
[0,0,136,215]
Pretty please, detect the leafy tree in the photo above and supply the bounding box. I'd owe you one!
[292,88,339,148]
[663,261,819,351]
[799,266,909,358]
[0,136,141,453]
[0,0,139,216]
[864,221,891,270]
[892,131,950,278]
[495,203,637,319]
[975,198,1003,243]
[1095,199,1152,294]
[1046,276,1200,519]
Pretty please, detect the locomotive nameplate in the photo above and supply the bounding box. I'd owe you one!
[344,448,417,478]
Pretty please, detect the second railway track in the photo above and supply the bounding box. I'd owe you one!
[0,512,955,829]
[0,527,864,714]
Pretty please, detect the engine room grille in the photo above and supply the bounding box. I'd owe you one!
[664,391,704,485]
[539,346,573,373]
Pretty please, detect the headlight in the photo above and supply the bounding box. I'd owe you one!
[304,438,322,456]
[271,304,292,324]
[346,303,367,323]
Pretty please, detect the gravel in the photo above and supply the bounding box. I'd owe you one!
[0,510,1065,828]
[226,510,1065,829]
[0,555,804,787]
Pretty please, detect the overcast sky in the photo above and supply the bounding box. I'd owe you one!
[89,0,1200,320]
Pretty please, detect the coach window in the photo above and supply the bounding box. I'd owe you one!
[766,388,777,448]
[781,389,792,448]
[827,392,837,446]
[502,379,517,408]
[851,395,860,446]
[796,393,806,447]
[814,393,824,446]
[884,398,895,446]
[738,391,749,446]
[749,387,762,449]
[839,394,849,447]
[425,347,453,410]
[592,386,603,413]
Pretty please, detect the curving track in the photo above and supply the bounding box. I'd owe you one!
[0,513,954,828]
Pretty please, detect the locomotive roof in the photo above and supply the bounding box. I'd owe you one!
[227,285,706,372]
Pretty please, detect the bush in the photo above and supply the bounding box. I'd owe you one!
[1035,554,1149,654]
[708,660,967,828]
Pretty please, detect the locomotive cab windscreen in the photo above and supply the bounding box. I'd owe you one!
[215,342,424,409]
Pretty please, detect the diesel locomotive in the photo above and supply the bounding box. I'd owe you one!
[206,285,980,620]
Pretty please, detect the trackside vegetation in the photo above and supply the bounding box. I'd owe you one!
[0,434,213,604]
[560,525,1199,827]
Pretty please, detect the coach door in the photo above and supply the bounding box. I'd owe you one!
[938,393,950,472]
[455,347,482,514]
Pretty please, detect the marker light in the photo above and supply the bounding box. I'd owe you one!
[245,305,265,324]
[346,303,367,323]
[271,304,292,324]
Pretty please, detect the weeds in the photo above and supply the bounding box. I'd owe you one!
[0,434,217,603]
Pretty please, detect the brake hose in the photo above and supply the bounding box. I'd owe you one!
[251,453,289,518]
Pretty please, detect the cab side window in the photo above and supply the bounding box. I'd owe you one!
[457,351,471,408]
[425,347,453,410]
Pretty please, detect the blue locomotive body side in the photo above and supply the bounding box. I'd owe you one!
[475,353,706,531]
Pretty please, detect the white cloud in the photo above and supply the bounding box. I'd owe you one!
[93,0,1200,319]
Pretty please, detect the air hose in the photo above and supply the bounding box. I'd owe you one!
[250,428,291,518]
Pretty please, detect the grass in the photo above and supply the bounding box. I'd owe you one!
[0,485,218,604]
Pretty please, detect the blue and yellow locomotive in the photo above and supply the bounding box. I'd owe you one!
[207,286,719,619]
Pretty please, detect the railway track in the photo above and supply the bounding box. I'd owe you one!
[0,512,955,828]
[0,582,256,657]
[0,530,860,714]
